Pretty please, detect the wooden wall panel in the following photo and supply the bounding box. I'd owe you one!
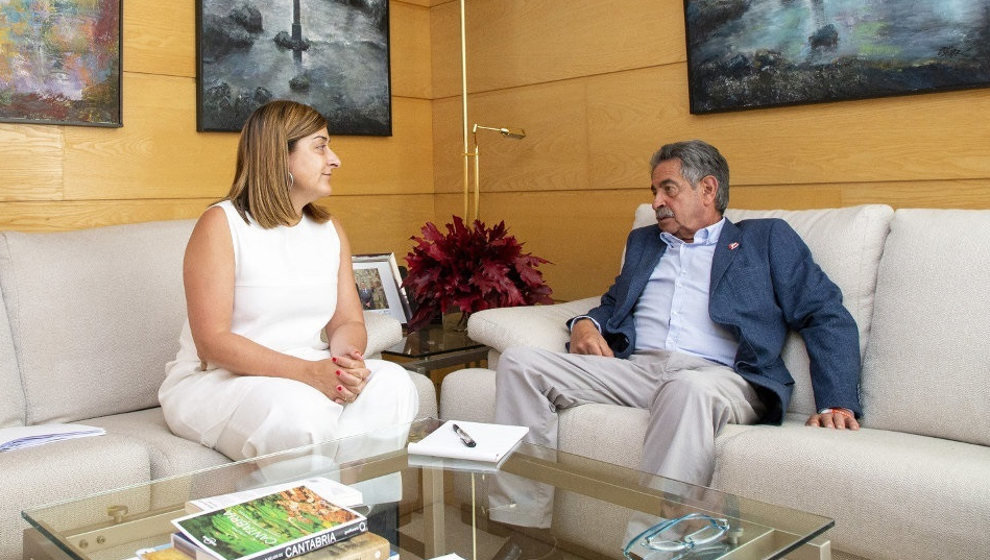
[0,195,435,258]
[433,81,590,195]
[0,199,210,232]
[0,125,64,201]
[124,0,195,76]
[436,63,990,203]
[63,73,237,201]
[391,1,433,99]
[62,73,433,202]
[332,97,435,196]
[401,0,442,7]
[836,179,990,209]
[431,0,683,98]
[328,194,435,257]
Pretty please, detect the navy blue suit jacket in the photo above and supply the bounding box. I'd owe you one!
[584,218,862,424]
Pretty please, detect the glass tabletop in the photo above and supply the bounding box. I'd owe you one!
[22,418,832,560]
[382,326,484,360]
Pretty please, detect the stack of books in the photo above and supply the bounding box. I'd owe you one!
[138,478,394,560]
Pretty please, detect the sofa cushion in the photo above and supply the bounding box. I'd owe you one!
[713,417,990,560]
[1,434,152,560]
[363,310,404,357]
[467,297,600,366]
[0,236,24,428]
[85,408,231,479]
[861,209,990,446]
[0,220,195,424]
[635,204,894,415]
[439,368,496,424]
[409,370,439,419]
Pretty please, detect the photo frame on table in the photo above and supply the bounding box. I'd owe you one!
[0,0,122,127]
[352,253,411,325]
[683,0,990,114]
[195,0,392,134]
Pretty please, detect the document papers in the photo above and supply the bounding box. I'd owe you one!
[0,423,105,452]
[407,420,528,463]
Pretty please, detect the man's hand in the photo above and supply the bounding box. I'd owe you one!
[806,408,860,430]
[569,319,614,357]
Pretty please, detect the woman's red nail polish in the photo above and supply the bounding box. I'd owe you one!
[336,385,343,392]
[335,370,342,376]
[331,357,338,363]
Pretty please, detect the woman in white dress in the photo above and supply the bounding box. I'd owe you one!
[160,100,419,460]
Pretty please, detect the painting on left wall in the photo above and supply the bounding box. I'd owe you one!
[0,0,122,127]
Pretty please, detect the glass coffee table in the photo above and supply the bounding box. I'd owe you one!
[381,326,488,376]
[22,419,832,560]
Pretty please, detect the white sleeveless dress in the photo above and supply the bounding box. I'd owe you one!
[159,201,418,460]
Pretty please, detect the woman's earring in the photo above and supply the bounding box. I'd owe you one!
[287,172,294,188]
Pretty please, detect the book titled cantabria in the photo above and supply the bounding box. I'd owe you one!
[172,484,367,560]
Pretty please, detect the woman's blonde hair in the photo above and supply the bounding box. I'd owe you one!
[225,100,333,228]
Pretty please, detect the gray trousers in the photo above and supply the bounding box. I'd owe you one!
[488,346,765,528]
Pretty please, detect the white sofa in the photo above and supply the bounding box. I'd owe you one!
[441,204,990,560]
[0,219,438,560]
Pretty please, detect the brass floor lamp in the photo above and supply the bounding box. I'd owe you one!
[459,0,525,224]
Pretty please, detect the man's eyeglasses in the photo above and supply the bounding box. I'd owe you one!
[622,513,730,560]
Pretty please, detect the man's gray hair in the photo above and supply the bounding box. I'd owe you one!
[650,140,730,213]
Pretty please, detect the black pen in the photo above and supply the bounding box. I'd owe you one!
[452,423,477,447]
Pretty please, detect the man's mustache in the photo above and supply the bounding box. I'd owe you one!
[656,208,675,220]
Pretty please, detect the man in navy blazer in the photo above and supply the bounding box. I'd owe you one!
[489,140,862,530]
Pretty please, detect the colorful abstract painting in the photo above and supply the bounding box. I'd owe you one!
[197,0,391,135]
[0,0,121,127]
[684,0,990,114]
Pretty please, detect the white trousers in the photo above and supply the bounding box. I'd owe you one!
[161,358,419,461]
[487,347,764,528]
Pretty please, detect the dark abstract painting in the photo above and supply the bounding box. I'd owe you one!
[197,0,392,134]
[684,0,990,114]
[0,0,121,127]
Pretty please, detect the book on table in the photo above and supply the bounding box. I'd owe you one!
[136,541,194,560]
[185,477,364,514]
[171,484,367,560]
[406,420,528,465]
[172,531,391,560]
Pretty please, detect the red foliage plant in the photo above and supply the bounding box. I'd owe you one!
[402,216,553,330]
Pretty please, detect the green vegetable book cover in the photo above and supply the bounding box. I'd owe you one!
[173,485,366,560]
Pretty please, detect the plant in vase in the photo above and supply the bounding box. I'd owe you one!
[402,216,553,331]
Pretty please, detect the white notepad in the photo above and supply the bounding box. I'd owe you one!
[407,420,528,463]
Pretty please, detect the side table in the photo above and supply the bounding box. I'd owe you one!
[381,325,488,392]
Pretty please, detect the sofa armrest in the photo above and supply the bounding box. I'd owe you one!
[363,312,403,357]
[466,297,600,354]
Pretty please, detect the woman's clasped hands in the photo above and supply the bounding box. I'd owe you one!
[328,348,370,405]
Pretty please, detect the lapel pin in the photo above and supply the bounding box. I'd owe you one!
[728,242,739,250]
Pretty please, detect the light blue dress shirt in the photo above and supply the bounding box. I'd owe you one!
[632,218,738,365]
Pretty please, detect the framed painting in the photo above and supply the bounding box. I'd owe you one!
[196,0,392,135]
[684,0,990,114]
[352,253,412,325]
[0,0,122,127]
